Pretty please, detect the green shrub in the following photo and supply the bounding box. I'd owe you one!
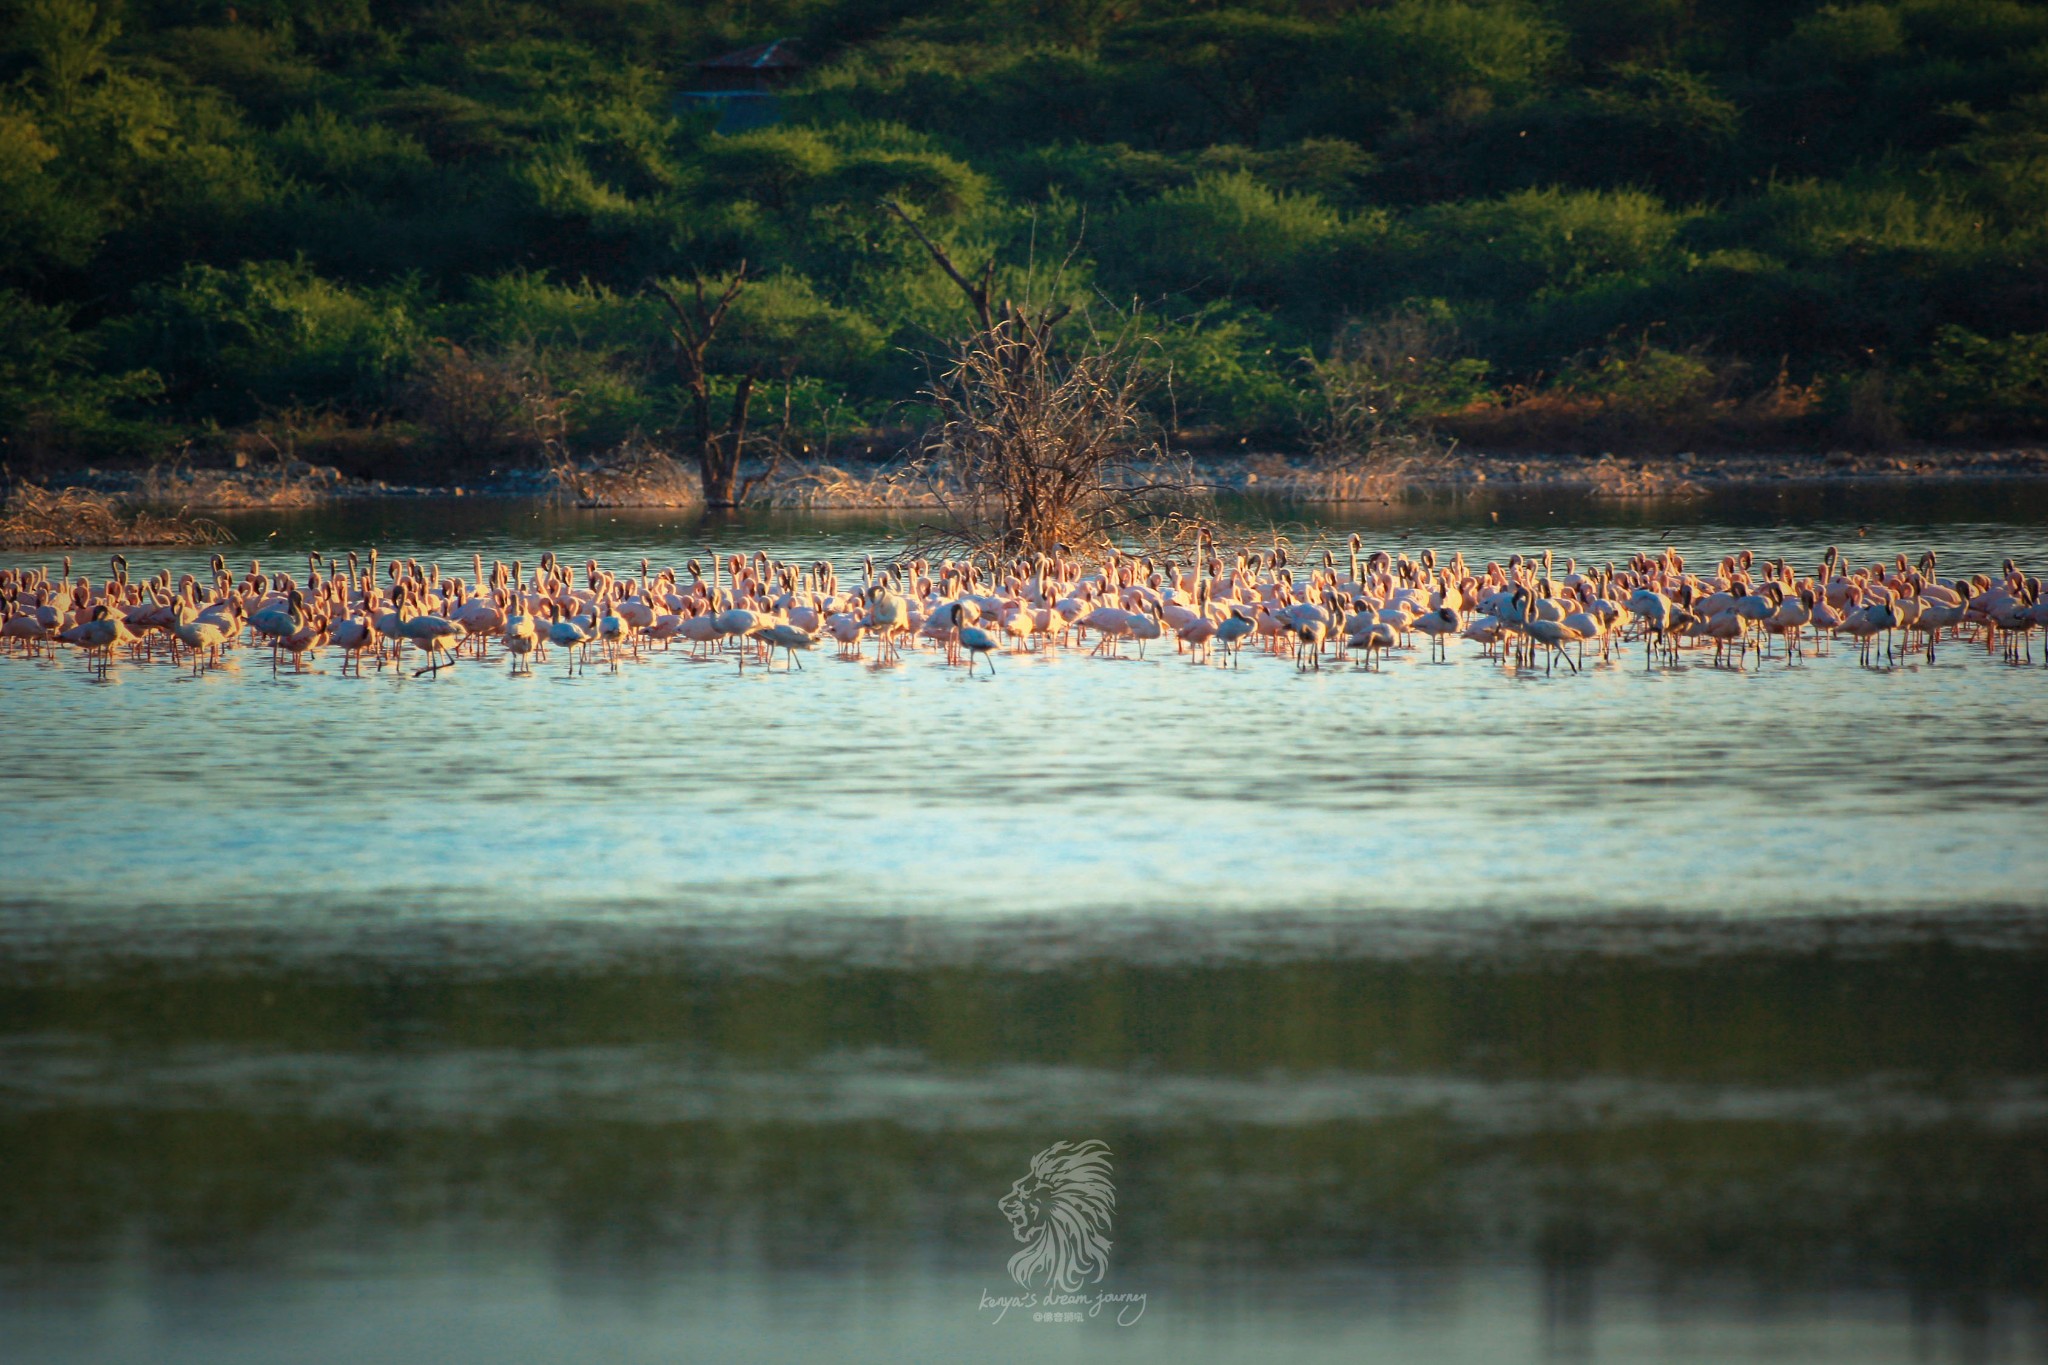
[700,122,989,221]
[515,141,645,227]
[796,42,1133,150]
[369,87,533,162]
[1146,303,1300,432]
[697,125,842,211]
[1001,142,1194,204]
[1376,65,1739,201]
[7,0,2048,455]
[1551,0,1697,65]
[108,259,423,421]
[1108,171,1341,309]
[1775,5,1909,68]
[1556,342,1725,411]
[0,289,162,461]
[1942,93,2048,225]
[1403,187,1690,299]
[1330,302,1494,415]
[1899,0,2048,60]
[1706,176,1989,262]
[1105,11,1327,144]
[270,107,433,199]
[1314,0,1564,131]
[1903,325,2048,435]
[155,22,334,118]
[457,271,656,354]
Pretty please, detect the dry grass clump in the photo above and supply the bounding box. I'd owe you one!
[142,424,350,509]
[548,440,703,508]
[407,342,571,468]
[1581,456,1703,499]
[1,483,233,549]
[760,459,949,510]
[140,464,328,509]
[1276,453,1433,502]
[1215,451,1420,502]
[1294,308,1463,499]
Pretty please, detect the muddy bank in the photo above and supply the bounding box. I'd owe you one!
[1388,446,2048,497]
[42,445,2048,510]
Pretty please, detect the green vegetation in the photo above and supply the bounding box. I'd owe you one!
[3,0,2046,477]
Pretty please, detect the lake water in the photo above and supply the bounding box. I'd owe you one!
[4,483,2047,1363]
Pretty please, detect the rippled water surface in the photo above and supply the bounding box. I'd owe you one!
[4,484,2047,1363]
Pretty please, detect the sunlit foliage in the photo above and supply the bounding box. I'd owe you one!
[2,0,2045,470]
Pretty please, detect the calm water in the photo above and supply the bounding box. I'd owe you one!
[4,484,2048,1363]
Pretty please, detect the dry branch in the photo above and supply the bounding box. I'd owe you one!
[647,267,759,509]
[883,200,1200,556]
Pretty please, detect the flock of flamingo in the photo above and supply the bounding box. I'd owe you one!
[2,535,2044,680]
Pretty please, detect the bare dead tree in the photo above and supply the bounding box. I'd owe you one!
[924,323,1193,554]
[882,200,1193,556]
[882,199,1075,340]
[646,266,786,509]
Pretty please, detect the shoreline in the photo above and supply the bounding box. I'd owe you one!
[27,445,2048,512]
[1382,446,2048,496]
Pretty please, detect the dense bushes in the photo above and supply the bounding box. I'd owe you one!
[1905,327,2048,436]
[0,289,161,462]
[1108,172,1346,311]
[2,0,2046,475]
[105,260,424,424]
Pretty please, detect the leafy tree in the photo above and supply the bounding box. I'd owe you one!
[647,269,881,505]
[1108,171,1342,312]
[1904,325,2048,436]
[105,260,423,423]
[1106,11,1326,145]
[10,0,120,116]
[6,0,2048,461]
[0,103,99,272]
[0,289,161,464]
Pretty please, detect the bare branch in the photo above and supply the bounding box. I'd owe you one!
[643,266,755,508]
[917,314,1201,556]
[880,200,994,333]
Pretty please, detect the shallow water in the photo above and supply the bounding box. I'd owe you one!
[4,484,2047,1363]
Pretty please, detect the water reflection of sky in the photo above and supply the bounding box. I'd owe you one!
[6,493,2047,934]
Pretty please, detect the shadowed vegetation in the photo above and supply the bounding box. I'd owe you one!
[2,0,2047,484]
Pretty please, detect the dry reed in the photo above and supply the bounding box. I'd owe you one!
[1,483,233,549]
[549,441,703,508]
